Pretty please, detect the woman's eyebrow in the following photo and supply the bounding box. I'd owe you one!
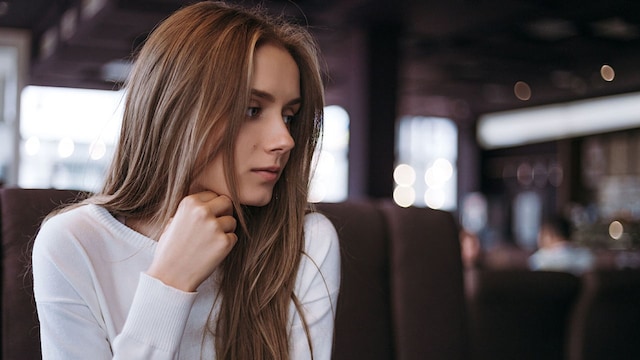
[251,89,301,107]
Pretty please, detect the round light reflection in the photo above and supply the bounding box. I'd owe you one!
[394,164,416,186]
[514,81,531,101]
[600,64,615,82]
[89,139,106,160]
[425,188,445,209]
[609,220,624,240]
[425,158,453,188]
[58,137,75,158]
[393,186,415,208]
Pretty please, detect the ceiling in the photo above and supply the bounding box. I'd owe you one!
[2,0,640,116]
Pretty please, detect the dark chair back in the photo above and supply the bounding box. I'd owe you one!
[1,188,84,360]
[380,201,468,360]
[568,269,640,360]
[316,201,395,360]
[468,269,581,360]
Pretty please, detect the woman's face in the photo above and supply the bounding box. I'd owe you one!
[191,43,299,206]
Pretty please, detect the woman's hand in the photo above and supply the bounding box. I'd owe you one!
[146,191,237,292]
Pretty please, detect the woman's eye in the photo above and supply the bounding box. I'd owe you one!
[246,107,260,117]
[283,114,296,125]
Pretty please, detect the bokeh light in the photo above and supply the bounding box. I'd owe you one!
[393,186,415,208]
[394,164,416,186]
[424,188,445,209]
[425,158,453,188]
[89,139,106,160]
[609,220,624,240]
[57,137,75,158]
[514,81,531,101]
[600,64,615,82]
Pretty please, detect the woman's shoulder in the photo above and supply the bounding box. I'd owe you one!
[40,203,124,236]
[34,204,136,255]
[304,212,339,248]
[302,211,340,268]
[293,211,341,301]
[304,211,334,232]
[32,204,98,260]
[39,204,97,234]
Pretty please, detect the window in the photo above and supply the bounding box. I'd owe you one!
[394,116,457,210]
[20,86,351,202]
[19,86,123,191]
[0,30,30,185]
[308,105,350,203]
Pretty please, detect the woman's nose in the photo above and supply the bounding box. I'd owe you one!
[266,116,295,153]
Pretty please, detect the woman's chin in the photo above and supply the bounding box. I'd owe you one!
[239,194,273,207]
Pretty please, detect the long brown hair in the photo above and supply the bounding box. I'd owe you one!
[86,1,325,358]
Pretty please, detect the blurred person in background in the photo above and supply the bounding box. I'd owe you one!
[529,216,594,275]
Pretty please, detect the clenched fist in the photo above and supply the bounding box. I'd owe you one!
[146,191,237,292]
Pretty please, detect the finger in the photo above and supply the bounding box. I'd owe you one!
[227,232,239,245]
[182,192,231,214]
[207,195,234,216]
[214,232,238,255]
[193,190,219,202]
[217,215,237,233]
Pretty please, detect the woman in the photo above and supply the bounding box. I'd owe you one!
[32,2,340,359]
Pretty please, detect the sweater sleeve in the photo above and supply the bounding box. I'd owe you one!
[289,212,341,360]
[32,213,197,360]
[33,239,113,360]
[111,273,197,359]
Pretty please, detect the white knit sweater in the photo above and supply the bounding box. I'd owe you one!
[33,204,340,359]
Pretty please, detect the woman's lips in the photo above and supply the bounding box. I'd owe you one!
[252,167,281,182]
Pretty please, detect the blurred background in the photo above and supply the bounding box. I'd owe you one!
[2,0,640,266]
